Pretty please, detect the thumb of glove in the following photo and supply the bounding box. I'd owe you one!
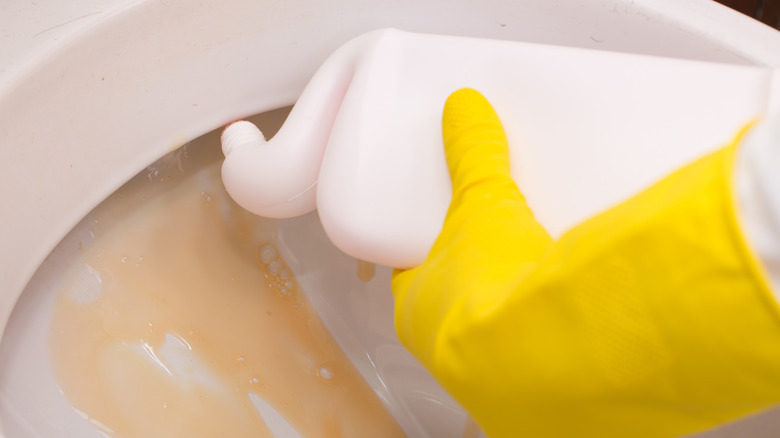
[392,89,552,364]
[442,88,518,211]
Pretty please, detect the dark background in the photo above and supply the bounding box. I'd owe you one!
[717,0,780,29]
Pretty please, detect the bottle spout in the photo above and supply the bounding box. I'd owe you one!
[219,30,380,219]
[221,121,266,158]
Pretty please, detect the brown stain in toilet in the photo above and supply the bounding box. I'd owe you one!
[48,150,406,437]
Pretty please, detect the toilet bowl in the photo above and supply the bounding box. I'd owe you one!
[2,1,780,437]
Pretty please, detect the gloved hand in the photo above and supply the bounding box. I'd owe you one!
[392,88,780,438]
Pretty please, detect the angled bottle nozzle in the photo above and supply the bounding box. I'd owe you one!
[221,121,265,157]
[220,31,379,219]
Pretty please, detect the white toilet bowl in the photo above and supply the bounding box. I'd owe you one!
[2,1,780,437]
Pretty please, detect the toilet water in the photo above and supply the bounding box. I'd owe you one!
[47,142,406,437]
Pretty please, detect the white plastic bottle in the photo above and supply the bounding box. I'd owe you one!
[221,28,780,269]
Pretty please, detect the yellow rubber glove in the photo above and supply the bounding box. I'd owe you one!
[392,88,780,438]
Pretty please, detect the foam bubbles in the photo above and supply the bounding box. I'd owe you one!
[317,366,334,380]
[257,244,296,297]
[258,245,277,264]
